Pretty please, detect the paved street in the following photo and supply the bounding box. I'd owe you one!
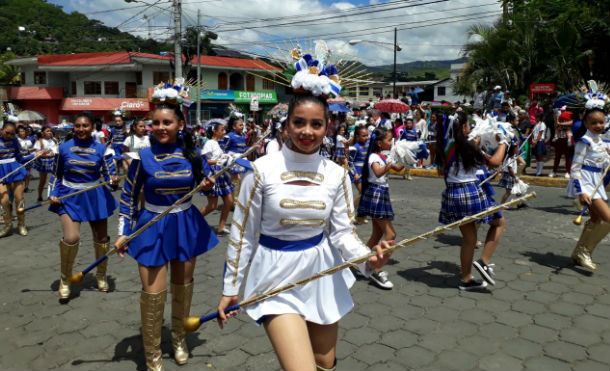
[1,175,608,371]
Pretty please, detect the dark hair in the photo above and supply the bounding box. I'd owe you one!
[2,122,16,131]
[361,128,390,194]
[287,94,330,122]
[351,124,368,145]
[577,108,606,138]
[436,111,484,175]
[74,112,95,125]
[152,103,204,185]
[206,122,224,139]
[227,116,244,133]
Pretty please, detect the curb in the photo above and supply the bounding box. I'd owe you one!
[393,169,570,188]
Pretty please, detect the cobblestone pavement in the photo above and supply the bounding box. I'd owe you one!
[1,175,608,371]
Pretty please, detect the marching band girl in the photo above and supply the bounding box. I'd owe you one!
[217,93,390,371]
[567,95,610,272]
[266,119,288,154]
[111,112,128,175]
[115,102,218,371]
[225,116,248,198]
[0,122,39,237]
[200,121,234,235]
[33,125,58,202]
[436,111,507,290]
[16,126,34,192]
[48,112,119,300]
[349,125,369,223]
[333,124,348,166]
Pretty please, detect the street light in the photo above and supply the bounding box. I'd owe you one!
[349,27,401,97]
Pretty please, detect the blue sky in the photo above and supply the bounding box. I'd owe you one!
[48,0,501,65]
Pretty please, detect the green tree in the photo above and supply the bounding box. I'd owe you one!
[0,51,21,84]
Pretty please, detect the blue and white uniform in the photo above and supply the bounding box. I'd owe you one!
[567,130,610,200]
[0,137,33,184]
[357,153,394,220]
[333,134,347,161]
[349,141,368,184]
[400,128,418,141]
[202,139,234,197]
[111,125,127,160]
[33,138,58,173]
[225,132,248,174]
[222,145,372,324]
[118,142,218,267]
[17,137,34,170]
[48,138,118,221]
[440,161,501,224]
[319,136,333,159]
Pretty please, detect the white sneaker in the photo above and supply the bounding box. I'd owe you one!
[548,172,556,178]
[564,173,570,179]
[370,271,394,289]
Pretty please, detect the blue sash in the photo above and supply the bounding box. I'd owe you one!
[582,165,602,173]
[259,233,323,251]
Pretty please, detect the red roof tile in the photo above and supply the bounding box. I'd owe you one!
[37,52,169,66]
[191,55,280,71]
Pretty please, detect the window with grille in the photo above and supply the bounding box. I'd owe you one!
[34,71,46,84]
[84,81,102,95]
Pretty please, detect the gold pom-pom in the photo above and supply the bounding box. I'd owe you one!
[308,66,319,75]
[291,48,302,61]
[329,75,340,83]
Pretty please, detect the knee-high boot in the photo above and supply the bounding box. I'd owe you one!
[171,281,193,365]
[0,203,12,238]
[140,290,167,371]
[16,200,27,236]
[571,220,609,271]
[59,239,79,299]
[93,240,110,292]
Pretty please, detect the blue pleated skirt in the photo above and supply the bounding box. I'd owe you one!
[49,182,118,222]
[34,157,54,173]
[127,205,219,267]
[349,165,363,184]
[202,165,235,197]
[439,181,502,225]
[112,143,124,161]
[0,160,27,184]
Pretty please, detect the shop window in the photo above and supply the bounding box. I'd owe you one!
[34,71,46,84]
[20,72,25,84]
[84,81,102,95]
[153,71,170,85]
[104,81,119,95]
[71,81,76,95]
[437,86,446,96]
[218,72,228,90]
[246,74,255,91]
[125,82,137,98]
[262,77,274,90]
[136,71,142,85]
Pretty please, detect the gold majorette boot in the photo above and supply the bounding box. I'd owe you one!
[171,282,193,365]
[583,221,610,271]
[59,239,79,299]
[16,200,27,236]
[93,240,110,292]
[572,219,599,271]
[0,203,13,238]
[141,290,167,371]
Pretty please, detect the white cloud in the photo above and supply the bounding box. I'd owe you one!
[51,0,501,66]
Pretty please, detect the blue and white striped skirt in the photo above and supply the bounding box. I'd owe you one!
[439,181,501,224]
[203,165,235,197]
[333,147,346,160]
[498,172,514,190]
[34,157,55,173]
[357,183,394,220]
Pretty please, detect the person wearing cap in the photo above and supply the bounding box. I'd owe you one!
[502,90,514,107]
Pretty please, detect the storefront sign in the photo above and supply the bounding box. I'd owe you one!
[234,90,277,104]
[60,98,150,111]
[198,89,235,101]
[530,84,555,94]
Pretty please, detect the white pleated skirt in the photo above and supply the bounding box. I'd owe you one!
[243,236,356,325]
[567,170,607,201]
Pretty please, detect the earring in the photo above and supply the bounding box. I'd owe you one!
[178,129,184,140]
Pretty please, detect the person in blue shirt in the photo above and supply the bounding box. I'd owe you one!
[115,102,218,371]
[408,87,419,105]
[0,122,39,237]
[48,112,120,301]
[349,125,369,224]
[111,113,128,175]
[225,116,249,198]
[493,86,504,109]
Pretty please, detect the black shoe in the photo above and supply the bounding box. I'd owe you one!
[216,230,229,236]
[516,202,528,209]
[458,277,488,291]
[370,271,393,289]
[473,259,496,285]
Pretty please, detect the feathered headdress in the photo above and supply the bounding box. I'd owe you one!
[2,109,19,123]
[151,77,193,106]
[225,103,244,120]
[248,39,371,98]
[112,107,125,117]
[582,80,609,111]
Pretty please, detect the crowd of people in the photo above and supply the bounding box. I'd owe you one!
[1,73,609,371]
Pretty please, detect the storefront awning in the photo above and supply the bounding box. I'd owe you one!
[60,97,150,111]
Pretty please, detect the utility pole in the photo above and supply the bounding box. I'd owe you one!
[196,9,202,125]
[393,27,397,98]
[173,0,182,79]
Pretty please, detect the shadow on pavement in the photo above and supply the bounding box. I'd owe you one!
[520,251,593,276]
[433,233,463,247]
[397,260,490,293]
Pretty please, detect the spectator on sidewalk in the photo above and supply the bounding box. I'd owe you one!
[549,111,574,179]
[531,112,548,176]
[473,85,486,110]
[528,97,543,125]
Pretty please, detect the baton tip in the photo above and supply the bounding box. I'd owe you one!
[573,215,583,226]
[183,316,201,332]
[70,272,84,285]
